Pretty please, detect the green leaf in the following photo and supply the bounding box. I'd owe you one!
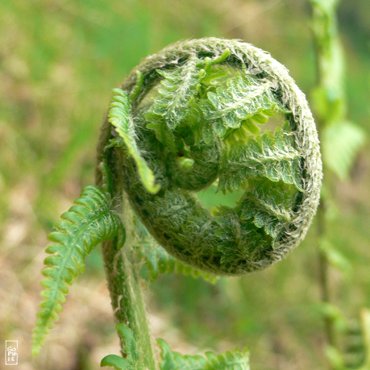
[202,72,286,136]
[116,323,139,364]
[147,50,231,132]
[136,221,218,284]
[322,121,365,180]
[325,345,345,370]
[101,324,138,370]
[158,339,250,370]
[32,186,125,355]
[321,309,370,370]
[159,339,207,370]
[100,355,129,370]
[316,303,346,329]
[143,241,218,284]
[319,239,352,274]
[148,56,202,129]
[108,88,160,194]
[239,178,298,239]
[219,129,303,192]
[203,351,250,370]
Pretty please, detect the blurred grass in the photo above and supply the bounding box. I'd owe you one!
[0,0,368,369]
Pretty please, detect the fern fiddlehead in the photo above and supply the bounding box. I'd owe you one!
[97,38,322,275]
[34,38,322,369]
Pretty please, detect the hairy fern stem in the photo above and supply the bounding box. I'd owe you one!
[101,237,158,369]
[97,144,158,368]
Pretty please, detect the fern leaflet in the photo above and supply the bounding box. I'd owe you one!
[202,73,286,137]
[322,120,365,180]
[32,186,125,355]
[147,57,202,129]
[239,178,297,239]
[137,229,218,284]
[101,325,250,370]
[101,323,138,369]
[109,88,160,194]
[159,338,250,370]
[219,129,303,192]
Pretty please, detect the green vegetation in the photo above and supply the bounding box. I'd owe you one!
[32,186,125,356]
[311,0,368,368]
[32,38,322,369]
[1,1,368,369]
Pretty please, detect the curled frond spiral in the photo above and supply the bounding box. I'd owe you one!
[97,38,322,275]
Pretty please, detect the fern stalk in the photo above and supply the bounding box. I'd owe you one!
[310,0,365,367]
[97,145,159,369]
[101,237,158,369]
[311,0,343,361]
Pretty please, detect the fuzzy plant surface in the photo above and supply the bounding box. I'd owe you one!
[33,38,322,369]
[99,38,322,274]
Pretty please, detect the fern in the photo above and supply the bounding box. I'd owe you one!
[322,120,365,180]
[136,224,218,283]
[114,39,320,277]
[219,129,303,192]
[319,238,352,274]
[142,243,218,284]
[108,88,160,194]
[322,309,370,370]
[147,57,201,129]
[32,186,125,355]
[147,49,231,132]
[101,326,250,370]
[239,178,297,239]
[34,38,322,369]
[101,324,139,369]
[310,0,366,364]
[201,73,286,137]
[158,339,250,370]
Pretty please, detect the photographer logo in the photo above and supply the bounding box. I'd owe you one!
[5,340,18,366]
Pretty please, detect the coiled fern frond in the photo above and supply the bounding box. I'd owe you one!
[34,38,322,369]
[32,186,125,355]
[99,37,322,275]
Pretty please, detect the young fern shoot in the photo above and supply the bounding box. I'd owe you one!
[33,38,322,369]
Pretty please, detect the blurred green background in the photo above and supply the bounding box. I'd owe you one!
[0,0,368,369]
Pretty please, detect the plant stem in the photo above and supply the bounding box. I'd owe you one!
[102,237,158,370]
[317,200,335,348]
[310,0,344,366]
[97,132,158,370]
